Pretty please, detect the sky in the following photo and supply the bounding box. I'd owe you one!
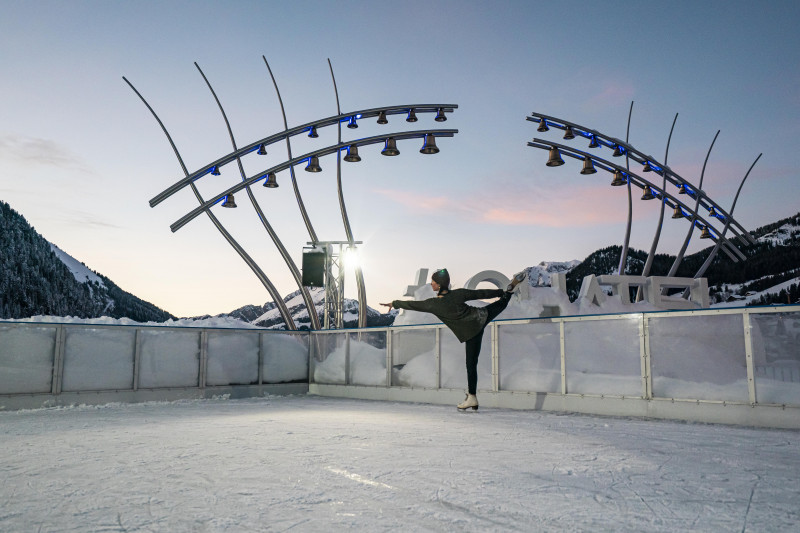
[1,0,798,318]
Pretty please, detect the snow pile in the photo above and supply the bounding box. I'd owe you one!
[4,314,261,329]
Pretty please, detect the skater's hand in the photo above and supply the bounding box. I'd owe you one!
[380,302,394,311]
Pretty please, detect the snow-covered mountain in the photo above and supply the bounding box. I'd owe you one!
[523,260,581,286]
[207,288,394,330]
[0,201,174,322]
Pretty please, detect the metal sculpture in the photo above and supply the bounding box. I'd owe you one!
[527,110,759,299]
[128,59,458,329]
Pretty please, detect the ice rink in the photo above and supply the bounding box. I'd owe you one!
[2,395,798,532]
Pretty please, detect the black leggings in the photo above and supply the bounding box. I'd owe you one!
[464,292,512,395]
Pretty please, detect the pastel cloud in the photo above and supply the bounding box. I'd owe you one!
[374,182,640,228]
[0,135,90,172]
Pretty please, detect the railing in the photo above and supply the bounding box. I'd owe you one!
[2,306,799,427]
[0,322,309,409]
[309,305,800,428]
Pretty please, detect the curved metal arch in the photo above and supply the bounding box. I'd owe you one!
[618,100,634,274]
[172,130,458,233]
[692,153,762,281]
[529,139,744,262]
[122,76,297,330]
[194,62,321,331]
[327,58,368,328]
[150,102,459,208]
[527,112,755,245]
[262,57,318,244]
[665,130,720,279]
[639,113,679,286]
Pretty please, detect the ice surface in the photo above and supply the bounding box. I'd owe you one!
[1,395,798,532]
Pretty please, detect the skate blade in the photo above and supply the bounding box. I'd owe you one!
[457,406,479,411]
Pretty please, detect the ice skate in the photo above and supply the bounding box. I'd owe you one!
[457,394,479,411]
[506,271,526,292]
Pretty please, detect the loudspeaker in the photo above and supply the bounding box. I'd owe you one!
[302,250,326,287]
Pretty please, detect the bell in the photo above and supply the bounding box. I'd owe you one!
[263,172,278,188]
[344,144,361,162]
[677,183,688,195]
[420,134,439,154]
[381,137,400,156]
[305,155,322,172]
[406,108,418,122]
[612,144,623,157]
[580,155,596,174]
[257,143,267,156]
[308,125,319,138]
[671,205,684,219]
[210,165,221,176]
[641,187,656,200]
[610,170,626,186]
[377,110,388,124]
[347,116,358,129]
[709,206,718,217]
[700,225,712,239]
[563,126,575,140]
[588,135,599,148]
[642,160,653,172]
[545,146,564,167]
[221,194,237,208]
[434,108,447,122]
[537,120,549,132]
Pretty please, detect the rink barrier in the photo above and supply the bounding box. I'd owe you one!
[308,305,800,429]
[0,322,309,410]
[1,305,799,428]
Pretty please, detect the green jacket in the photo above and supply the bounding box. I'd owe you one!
[392,288,504,343]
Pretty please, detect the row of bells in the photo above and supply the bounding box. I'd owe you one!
[219,134,439,209]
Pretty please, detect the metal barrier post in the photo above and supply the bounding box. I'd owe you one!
[559,320,567,394]
[344,333,351,386]
[743,311,757,404]
[435,328,441,389]
[385,330,392,387]
[133,329,142,391]
[199,330,208,388]
[640,314,652,399]
[492,323,499,392]
[53,325,66,395]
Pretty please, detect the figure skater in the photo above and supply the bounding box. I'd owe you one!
[381,268,526,411]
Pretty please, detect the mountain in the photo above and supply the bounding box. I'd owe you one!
[0,201,175,322]
[563,212,800,305]
[209,288,395,330]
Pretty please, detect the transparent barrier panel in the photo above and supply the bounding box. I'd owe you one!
[498,321,561,393]
[261,332,308,384]
[649,314,748,402]
[392,329,436,387]
[62,327,135,391]
[751,312,800,406]
[138,329,200,388]
[311,333,348,384]
[0,325,56,394]
[565,317,642,397]
[206,332,259,386]
[348,331,387,386]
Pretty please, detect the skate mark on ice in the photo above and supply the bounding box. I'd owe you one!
[325,466,394,490]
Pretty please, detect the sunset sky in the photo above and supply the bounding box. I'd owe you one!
[1,0,798,317]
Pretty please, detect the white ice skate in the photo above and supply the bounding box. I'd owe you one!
[457,394,479,411]
[506,271,526,292]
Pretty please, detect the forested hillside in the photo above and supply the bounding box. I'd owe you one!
[0,201,174,321]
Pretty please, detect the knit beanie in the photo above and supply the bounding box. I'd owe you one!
[431,268,450,294]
